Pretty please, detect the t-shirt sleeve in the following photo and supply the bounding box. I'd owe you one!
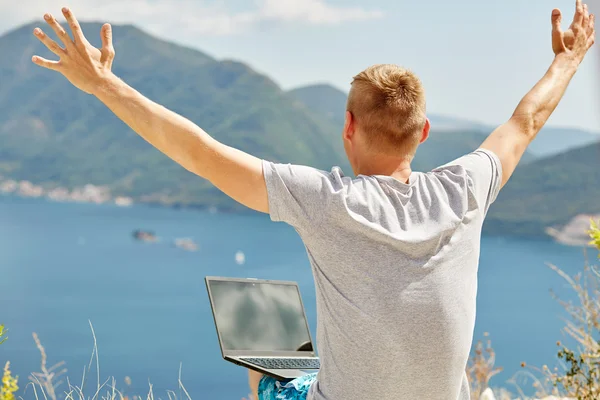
[433,149,503,214]
[262,160,336,232]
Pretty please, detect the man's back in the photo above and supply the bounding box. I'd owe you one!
[263,149,502,400]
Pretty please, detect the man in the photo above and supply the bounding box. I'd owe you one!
[31,1,594,399]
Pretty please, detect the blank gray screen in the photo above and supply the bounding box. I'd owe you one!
[209,281,313,352]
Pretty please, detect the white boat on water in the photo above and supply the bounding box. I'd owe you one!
[174,238,199,252]
[235,251,245,265]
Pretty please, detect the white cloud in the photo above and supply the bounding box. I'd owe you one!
[0,0,383,37]
[258,0,383,25]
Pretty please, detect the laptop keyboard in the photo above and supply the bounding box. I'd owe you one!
[240,357,320,370]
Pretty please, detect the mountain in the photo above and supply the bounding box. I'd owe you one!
[1,22,597,237]
[526,127,599,157]
[287,84,536,169]
[484,142,600,237]
[0,22,350,210]
[288,84,599,159]
[288,84,348,127]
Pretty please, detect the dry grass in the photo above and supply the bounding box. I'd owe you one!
[6,320,256,400]
[467,332,503,399]
[29,332,66,400]
[23,321,192,400]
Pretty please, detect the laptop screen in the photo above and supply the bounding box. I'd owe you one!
[208,279,313,353]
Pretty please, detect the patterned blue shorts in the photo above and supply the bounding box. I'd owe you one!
[258,373,318,400]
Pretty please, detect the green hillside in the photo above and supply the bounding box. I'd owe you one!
[484,142,600,237]
[527,126,599,157]
[0,22,349,210]
[288,84,348,127]
[1,22,597,237]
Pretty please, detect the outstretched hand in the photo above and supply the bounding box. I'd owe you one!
[552,0,595,62]
[32,7,115,95]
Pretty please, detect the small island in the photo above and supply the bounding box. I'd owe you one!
[132,230,158,242]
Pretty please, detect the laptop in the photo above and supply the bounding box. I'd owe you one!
[205,276,320,380]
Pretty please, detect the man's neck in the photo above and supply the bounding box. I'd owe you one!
[356,159,413,184]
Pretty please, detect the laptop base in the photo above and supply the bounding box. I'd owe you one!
[227,356,318,380]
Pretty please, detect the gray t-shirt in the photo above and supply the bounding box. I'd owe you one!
[262,149,502,400]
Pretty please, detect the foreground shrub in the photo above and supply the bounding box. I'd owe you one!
[510,219,600,400]
[0,362,18,400]
[0,326,7,346]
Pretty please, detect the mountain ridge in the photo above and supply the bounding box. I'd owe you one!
[0,21,598,238]
[485,141,600,237]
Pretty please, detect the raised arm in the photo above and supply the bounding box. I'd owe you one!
[31,8,269,213]
[480,0,595,188]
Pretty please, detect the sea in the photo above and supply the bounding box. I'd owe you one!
[0,196,594,399]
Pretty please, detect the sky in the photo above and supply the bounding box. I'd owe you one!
[1,0,599,132]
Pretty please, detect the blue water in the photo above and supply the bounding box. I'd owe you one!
[0,196,591,399]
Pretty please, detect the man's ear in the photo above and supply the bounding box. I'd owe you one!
[420,118,431,144]
[343,111,355,141]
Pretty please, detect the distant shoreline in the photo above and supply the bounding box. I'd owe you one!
[0,178,134,208]
[0,177,248,214]
[0,185,242,216]
[2,186,596,250]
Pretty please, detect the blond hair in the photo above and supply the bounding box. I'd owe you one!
[347,64,426,159]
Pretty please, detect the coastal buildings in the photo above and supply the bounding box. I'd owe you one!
[0,177,133,206]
